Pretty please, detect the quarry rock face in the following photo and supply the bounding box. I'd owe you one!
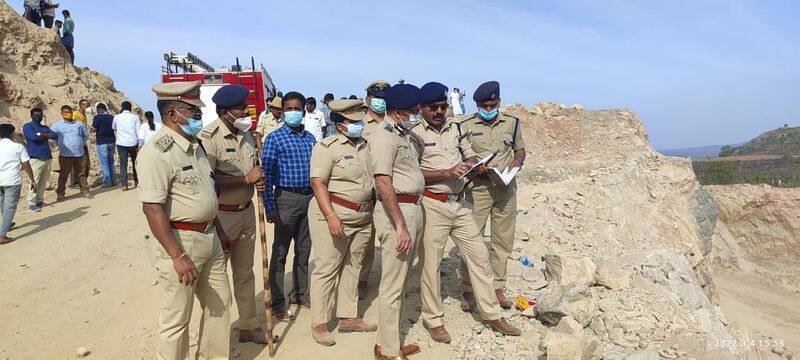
[0,1,141,185]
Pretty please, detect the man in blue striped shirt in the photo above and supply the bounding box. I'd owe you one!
[50,104,91,201]
[262,91,316,319]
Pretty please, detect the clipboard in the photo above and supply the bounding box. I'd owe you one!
[459,151,497,179]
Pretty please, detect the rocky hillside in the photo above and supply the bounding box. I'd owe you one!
[434,103,775,359]
[708,184,800,293]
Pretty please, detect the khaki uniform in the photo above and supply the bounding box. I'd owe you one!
[358,111,385,282]
[137,126,231,360]
[256,112,282,141]
[410,119,502,328]
[199,119,260,331]
[308,133,374,326]
[368,121,425,358]
[458,113,525,289]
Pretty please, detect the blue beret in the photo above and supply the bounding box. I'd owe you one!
[212,84,249,108]
[384,83,420,110]
[419,82,448,104]
[473,81,500,102]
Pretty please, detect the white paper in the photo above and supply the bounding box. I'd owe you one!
[459,155,494,179]
[487,166,520,185]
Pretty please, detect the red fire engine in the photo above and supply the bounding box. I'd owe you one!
[160,52,278,129]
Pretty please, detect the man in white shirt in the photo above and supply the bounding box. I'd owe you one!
[0,124,36,244]
[303,97,326,141]
[449,88,465,115]
[112,101,141,190]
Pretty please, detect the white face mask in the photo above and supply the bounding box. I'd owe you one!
[228,111,252,132]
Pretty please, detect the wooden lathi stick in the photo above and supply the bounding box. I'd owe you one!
[254,135,276,357]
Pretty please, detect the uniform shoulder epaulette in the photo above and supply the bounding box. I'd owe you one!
[501,113,519,121]
[384,123,395,133]
[319,136,337,148]
[199,124,217,139]
[153,134,174,152]
[461,114,478,124]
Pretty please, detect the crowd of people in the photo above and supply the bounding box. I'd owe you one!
[21,1,76,63]
[0,99,158,244]
[134,78,525,359]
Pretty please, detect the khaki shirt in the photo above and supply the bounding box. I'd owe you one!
[310,133,373,203]
[411,118,477,194]
[459,112,525,170]
[256,112,282,140]
[199,118,257,206]
[361,111,384,141]
[368,120,425,195]
[137,126,218,223]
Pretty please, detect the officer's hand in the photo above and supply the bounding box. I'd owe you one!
[507,158,522,171]
[326,214,345,238]
[448,163,471,178]
[254,178,266,192]
[476,163,489,175]
[266,211,280,224]
[245,166,264,185]
[173,256,199,285]
[30,181,37,190]
[218,231,233,253]
[395,225,412,254]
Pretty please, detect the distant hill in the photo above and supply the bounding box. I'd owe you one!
[721,125,800,156]
[659,144,741,158]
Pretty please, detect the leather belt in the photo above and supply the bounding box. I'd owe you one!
[378,193,422,204]
[330,194,372,213]
[423,190,463,203]
[170,220,214,233]
[218,201,252,212]
[279,186,313,195]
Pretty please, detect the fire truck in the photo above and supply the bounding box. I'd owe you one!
[161,52,278,129]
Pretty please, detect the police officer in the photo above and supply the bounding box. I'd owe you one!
[412,82,521,343]
[199,84,269,344]
[255,96,283,140]
[137,81,232,360]
[458,81,526,310]
[369,84,425,359]
[358,79,390,299]
[308,99,378,346]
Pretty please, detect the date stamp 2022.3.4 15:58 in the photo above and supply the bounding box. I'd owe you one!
[711,338,787,351]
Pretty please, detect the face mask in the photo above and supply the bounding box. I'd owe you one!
[343,120,365,138]
[370,98,386,114]
[174,110,203,137]
[284,110,303,127]
[478,108,498,121]
[227,111,252,132]
[32,114,43,123]
[404,111,422,129]
[63,112,73,120]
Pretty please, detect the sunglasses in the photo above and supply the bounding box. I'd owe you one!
[427,104,450,111]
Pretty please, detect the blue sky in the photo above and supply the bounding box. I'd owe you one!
[11,0,799,149]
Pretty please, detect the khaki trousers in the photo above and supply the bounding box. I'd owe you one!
[375,202,422,358]
[155,228,231,360]
[358,226,376,282]
[461,179,517,290]
[308,200,372,326]
[55,156,88,196]
[218,204,259,331]
[420,197,501,328]
[27,158,51,206]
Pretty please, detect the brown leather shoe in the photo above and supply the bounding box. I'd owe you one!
[485,317,521,336]
[239,328,269,344]
[338,317,377,333]
[495,289,513,309]
[460,291,476,312]
[373,344,421,359]
[273,308,296,322]
[358,280,368,300]
[312,324,335,346]
[425,325,451,343]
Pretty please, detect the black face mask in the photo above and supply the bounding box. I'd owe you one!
[32,114,43,123]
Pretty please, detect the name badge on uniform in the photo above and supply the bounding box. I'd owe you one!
[343,155,354,160]
[472,132,484,137]
[225,148,236,153]
[424,142,436,147]
[181,165,193,171]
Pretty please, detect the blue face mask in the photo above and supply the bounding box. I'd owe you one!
[370,98,386,114]
[344,120,365,138]
[478,108,498,121]
[174,110,203,137]
[284,110,304,127]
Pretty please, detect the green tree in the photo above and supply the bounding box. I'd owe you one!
[718,145,737,157]
[701,162,740,185]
